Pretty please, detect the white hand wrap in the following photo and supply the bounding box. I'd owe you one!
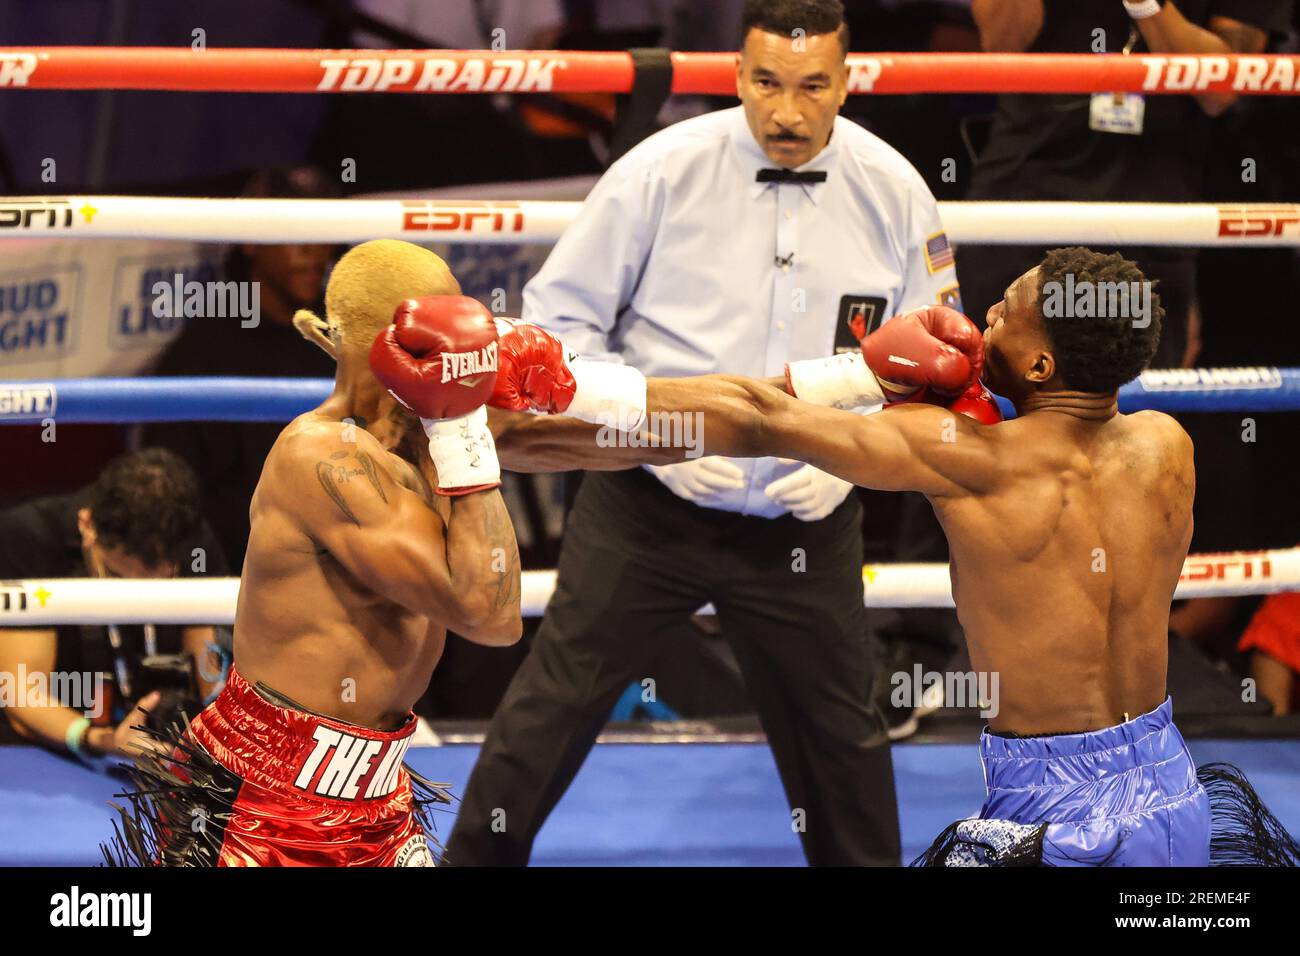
[564,360,647,432]
[785,352,887,410]
[421,406,501,494]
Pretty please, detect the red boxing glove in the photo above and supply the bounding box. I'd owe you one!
[369,295,499,421]
[944,381,1004,425]
[906,381,1004,425]
[491,320,578,415]
[490,320,647,431]
[861,305,983,400]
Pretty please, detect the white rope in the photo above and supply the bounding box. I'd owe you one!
[0,578,241,625]
[3,196,1297,246]
[1,549,1295,624]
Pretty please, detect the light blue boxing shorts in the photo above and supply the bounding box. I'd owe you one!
[914,697,1299,867]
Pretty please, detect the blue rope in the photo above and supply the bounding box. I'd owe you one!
[1,369,1297,424]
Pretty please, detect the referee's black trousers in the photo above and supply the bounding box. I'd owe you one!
[445,467,901,866]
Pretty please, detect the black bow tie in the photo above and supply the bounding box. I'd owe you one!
[756,168,827,184]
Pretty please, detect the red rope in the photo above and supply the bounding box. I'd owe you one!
[0,48,1297,95]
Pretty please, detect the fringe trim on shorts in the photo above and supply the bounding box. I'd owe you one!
[911,762,1300,867]
[1199,762,1300,867]
[408,766,456,854]
[101,712,453,867]
[101,711,229,867]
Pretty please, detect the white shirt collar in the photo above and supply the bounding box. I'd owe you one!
[729,107,840,206]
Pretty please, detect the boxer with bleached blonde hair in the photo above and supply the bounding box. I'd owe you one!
[107,239,522,867]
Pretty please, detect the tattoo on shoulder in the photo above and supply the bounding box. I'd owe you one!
[356,452,388,504]
[316,461,360,525]
[315,452,398,523]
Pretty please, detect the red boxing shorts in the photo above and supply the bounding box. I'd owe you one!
[104,666,449,867]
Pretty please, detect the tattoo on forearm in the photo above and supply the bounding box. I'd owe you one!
[482,497,521,611]
[356,452,388,503]
[316,461,360,525]
[492,554,521,612]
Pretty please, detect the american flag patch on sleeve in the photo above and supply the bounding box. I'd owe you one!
[924,232,955,273]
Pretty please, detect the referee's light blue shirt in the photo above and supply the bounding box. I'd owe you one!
[522,105,960,518]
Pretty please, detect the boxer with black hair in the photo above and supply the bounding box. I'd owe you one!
[486,246,1298,866]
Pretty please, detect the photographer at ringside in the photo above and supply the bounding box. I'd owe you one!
[0,449,228,759]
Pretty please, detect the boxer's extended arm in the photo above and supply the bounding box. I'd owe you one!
[489,406,688,472]
[490,370,790,472]
[489,304,983,472]
[646,375,1002,497]
[280,426,521,646]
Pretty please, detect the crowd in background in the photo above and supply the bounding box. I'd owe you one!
[0,0,1298,747]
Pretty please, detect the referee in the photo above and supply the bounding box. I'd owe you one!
[449,0,959,866]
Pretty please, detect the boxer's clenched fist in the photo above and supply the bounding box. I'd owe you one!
[785,305,985,409]
[945,380,1003,425]
[491,320,647,432]
[490,319,578,415]
[369,295,499,421]
[369,295,503,495]
[902,380,1005,425]
[863,305,983,398]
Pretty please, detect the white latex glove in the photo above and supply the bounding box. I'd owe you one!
[763,460,853,521]
[647,456,746,506]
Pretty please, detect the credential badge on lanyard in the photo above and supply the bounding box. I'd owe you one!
[1089,28,1146,135]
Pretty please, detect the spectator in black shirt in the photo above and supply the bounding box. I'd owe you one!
[142,167,341,569]
[0,449,228,759]
[959,0,1292,366]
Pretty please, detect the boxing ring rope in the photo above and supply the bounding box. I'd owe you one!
[0,369,1296,423]
[1,546,1296,625]
[2,48,1299,96]
[0,46,1295,625]
[0,371,1296,620]
[2,196,1298,246]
